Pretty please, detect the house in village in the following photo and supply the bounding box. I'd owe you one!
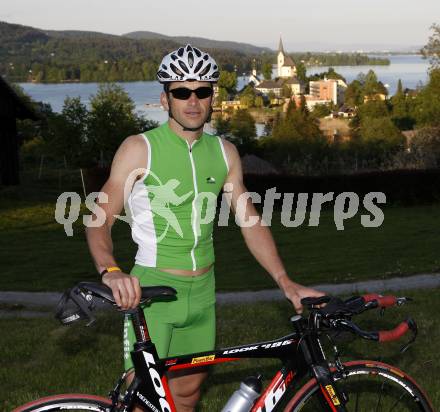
[255,79,284,97]
[249,69,262,86]
[309,78,347,106]
[289,77,347,111]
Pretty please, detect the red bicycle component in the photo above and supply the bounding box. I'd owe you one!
[362,293,398,308]
[379,319,410,342]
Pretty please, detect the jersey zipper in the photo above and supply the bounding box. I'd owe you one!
[186,139,200,271]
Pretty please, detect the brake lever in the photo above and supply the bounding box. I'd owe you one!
[397,297,412,306]
[400,318,417,353]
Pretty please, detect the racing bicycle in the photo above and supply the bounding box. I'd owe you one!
[13,282,434,411]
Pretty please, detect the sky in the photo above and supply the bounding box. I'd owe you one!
[2,0,439,51]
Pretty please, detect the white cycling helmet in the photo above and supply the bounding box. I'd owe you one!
[157,44,220,83]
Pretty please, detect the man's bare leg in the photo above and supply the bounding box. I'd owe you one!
[167,369,208,412]
[126,369,207,412]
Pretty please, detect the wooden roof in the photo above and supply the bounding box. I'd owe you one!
[242,154,279,175]
[0,76,39,120]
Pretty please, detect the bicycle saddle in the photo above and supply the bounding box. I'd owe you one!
[77,282,177,304]
[55,282,177,326]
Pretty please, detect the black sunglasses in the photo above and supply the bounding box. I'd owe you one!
[168,86,213,100]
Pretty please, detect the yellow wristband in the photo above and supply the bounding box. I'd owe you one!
[100,266,121,277]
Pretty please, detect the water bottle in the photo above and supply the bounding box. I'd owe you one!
[221,375,262,412]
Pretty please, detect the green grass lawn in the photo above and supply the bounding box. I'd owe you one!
[1,169,440,291]
[2,288,439,410]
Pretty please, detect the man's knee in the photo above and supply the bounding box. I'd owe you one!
[168,369,208,409]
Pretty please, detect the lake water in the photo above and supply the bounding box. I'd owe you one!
[19,77,249,133]
[307,54,429,95]
[20,54,430,129]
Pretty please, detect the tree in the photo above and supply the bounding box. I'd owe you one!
[267,91,276,102]
[50,97,90,166]
[296,61,307,83]
[213,116,231,137]
[357,100,389,119]
[282,84,292,98]
[215,87,229,105]
[262,62,272,80]
[239,85,256,108]
[312,103,332,118]
[391,79,415,130]
[285,99,297,118]
[409,126,440,167]
[217,71,237,94]
[396,79,403,95]
[88,83,156,162]
[229,109,256,154]
[363,70,379,95]
[413,68,440,127]
[254,95,264,108]
[421,23,440,69]
[345,80,363,107]
[363,70,388,97]
[270,102,328,173]
[357,117,405,166]
[308,68,346,83]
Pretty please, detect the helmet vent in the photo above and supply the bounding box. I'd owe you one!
[194,60,204,73]
[178,60,190,73]
[188,52,194,68]
[199,63,211,77]
[157,71,170,79]
[170,63,184,77]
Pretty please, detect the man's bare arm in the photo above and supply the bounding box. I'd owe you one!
[222,140,323,313]
[86,135,147,309]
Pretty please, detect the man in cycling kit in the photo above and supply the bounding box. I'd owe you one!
[86,44,323,412]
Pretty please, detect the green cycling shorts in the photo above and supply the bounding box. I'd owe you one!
[123,265,216,371]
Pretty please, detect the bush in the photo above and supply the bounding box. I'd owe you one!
[409,126,440,168]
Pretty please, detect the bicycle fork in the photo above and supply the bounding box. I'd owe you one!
[291,315,348,412]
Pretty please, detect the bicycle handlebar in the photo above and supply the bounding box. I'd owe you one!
[332,317,416,342]
[378,318,416,342]
[361,294,410,309]
[302,294,417,350]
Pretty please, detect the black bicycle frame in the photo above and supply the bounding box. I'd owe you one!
[120,309,348,412]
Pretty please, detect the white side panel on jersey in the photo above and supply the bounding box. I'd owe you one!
[128,134,157,267]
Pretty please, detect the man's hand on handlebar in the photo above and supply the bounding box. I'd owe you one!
[278,276,325,314]
[102,271,142,310]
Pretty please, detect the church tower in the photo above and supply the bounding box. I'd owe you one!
[277,35,296,78]
[277,36,285,78]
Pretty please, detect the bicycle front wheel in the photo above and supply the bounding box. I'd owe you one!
[12,394,112,412]
[284,360,433,412]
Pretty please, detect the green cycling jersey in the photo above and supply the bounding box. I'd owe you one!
[128,122,229,271]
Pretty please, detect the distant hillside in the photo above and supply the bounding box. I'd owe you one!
[0,21,389,84]
[0,21,264,83]
[124,31,272,54]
